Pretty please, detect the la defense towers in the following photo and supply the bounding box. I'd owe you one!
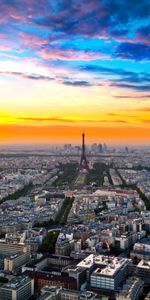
[79,133,90,173]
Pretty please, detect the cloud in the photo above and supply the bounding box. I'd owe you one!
[1,0,150,57]
[0,45,11,51]
[116,74,150,84]
[114,95,150,99]
[80,65,135,77]
[136,24,150,46]
[115,42,150,61]
[1,63,149,94]
[99,120,129,124]
[34,0,150,41]
[17,116,129,124]
[111,83,150,92]
[63,80,92,87]
[17,116,75,123]
[0,71,53,81]
[107,112,137,118]
[83,63,150,94]
[39,47,109,61]
[0,0,150,96]
[19,32,48,48]
[80,64,150,92]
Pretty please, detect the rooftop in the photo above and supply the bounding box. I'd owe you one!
[137,260,150,269]
[1,276,31,290]
[77,254,128,276]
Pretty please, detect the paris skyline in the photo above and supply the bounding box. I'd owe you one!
[0,0,150,145]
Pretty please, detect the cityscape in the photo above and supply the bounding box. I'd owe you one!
[0,134,150,300]
[0,0,150,300]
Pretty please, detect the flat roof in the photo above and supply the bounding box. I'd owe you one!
[2,276,30,290]
[137,260,150,269]
[77,254,94,269]
[77,254,128,277]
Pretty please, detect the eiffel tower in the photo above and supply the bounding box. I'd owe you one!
[79,133,90,173]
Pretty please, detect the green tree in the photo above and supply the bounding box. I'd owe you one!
[38,230,59,253]
[0,277,8,283]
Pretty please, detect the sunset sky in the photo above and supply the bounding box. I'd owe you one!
[0,0,150,144]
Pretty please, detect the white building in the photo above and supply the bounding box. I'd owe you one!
[77,254,130,291]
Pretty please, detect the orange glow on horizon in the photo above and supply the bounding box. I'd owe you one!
[0,124,149,145]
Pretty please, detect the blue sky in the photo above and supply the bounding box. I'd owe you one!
[0,0,150,144]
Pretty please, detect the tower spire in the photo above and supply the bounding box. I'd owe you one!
[82,133,85,155]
